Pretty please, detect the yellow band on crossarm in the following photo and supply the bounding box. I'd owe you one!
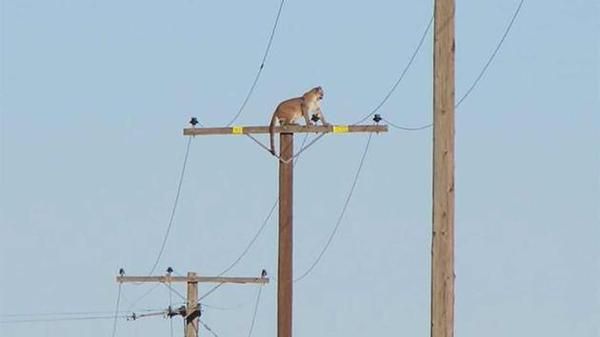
[332,125,349,134]
[232,126,244,134]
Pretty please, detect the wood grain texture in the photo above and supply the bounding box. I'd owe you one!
[431,1,455,337]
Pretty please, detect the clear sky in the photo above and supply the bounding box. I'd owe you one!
[1,1,598,337]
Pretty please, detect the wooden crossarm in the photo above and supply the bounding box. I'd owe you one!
[116,276,269,284]
[183,124,387,136]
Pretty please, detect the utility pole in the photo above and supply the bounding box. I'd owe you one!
[117,272,269,337]
[431,0,455,337]
[184,123,387,337]
[185,272,199,337]
[278,132,293,337]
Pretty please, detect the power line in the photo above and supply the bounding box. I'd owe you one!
[162,281,186,303]
[386,0,525,131]
[382,117,432,131]
[200,302,246,311]
[353,15,434,125]
[199,318,220,337]
[111,281,123,337]
[0,310,131,318]
[216,199,277,277]
[455,0,525,108]
[199,135,310,301]
[202,129,374,289]
[215,134,309,277]
[0,314,129,324]
[218,128,374,286]
[148,136,194,276]
[199,282,225,301]
[246,285,264,337]
[0,308,162,322]
[225,0,287,126]
[186,0,432,289]
[295,132,374,282]
[124,283,162,312]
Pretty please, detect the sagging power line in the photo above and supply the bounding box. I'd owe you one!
[143,0,288,280]
[385,0,526,131]
[147,136,193,276]
[225,0,287,127]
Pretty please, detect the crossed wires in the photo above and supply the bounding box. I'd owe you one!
[202,128,376,302]
[3,2,526,335]
[190,284,264,337]
[113,137,192,336]
[142,0,290,287]
[145,268,264,337]
[112,0,526,332]
[290,0,526,279]
[197,0,527,291]
[112,135,193,334]
[199,10,434,291]
[290,0,526,280]
[140,0,289,283]
[198,10,431,299]
[122,0,287,310]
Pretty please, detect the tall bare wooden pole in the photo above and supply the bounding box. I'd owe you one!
[186,272,199,337]
[431,0,455,336]
[278,133,293,337]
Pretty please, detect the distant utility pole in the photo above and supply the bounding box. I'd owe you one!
[431,0,455,336]
[184,123,387,337]
[117,272,269,337]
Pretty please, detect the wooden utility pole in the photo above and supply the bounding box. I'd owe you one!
[278,132,293,337]
[117,273,269,337]
[431,0,455,337]
[184,123,387,337]
[185,272,199,337]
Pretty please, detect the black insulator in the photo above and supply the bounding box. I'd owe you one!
[166,267,173,274]
[373,114,382,123]
[119,268,125,276]
[261,269,268,278]
[311,114,320,123]
[188,309,201,321]
[190,117,199,126]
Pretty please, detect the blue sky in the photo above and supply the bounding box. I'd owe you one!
[1,1,598,336]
